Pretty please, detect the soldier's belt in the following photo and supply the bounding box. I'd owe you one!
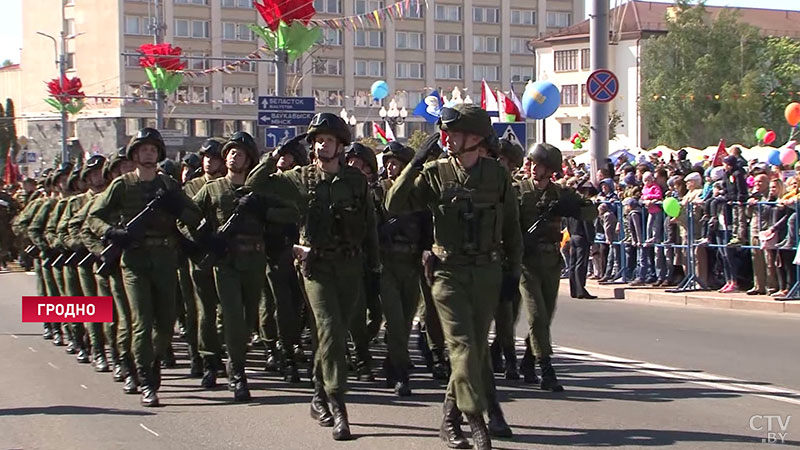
[312,246,360,260]
[431,246,500,265]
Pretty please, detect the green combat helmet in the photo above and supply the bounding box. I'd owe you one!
[345,142,378,175]
[498,138,525,170]
[437,104,499,155]
[199,137,225,160]
[158,159,180,181]
[222,131,260,171]
[381,141,414,166]
[126,127,166,162]
[103,147,128,180]
[80,154,107,181]
[527,143,563,174]
[306,112,351,145]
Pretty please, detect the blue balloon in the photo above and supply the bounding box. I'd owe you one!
[522,81,561,119]
[768,148,782,166]
[371,80,389,101]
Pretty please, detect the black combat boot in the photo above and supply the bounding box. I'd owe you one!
[139,368,159,407]
[42,323,53,340]
[490,340,504,373]
[201,356,217,389]
[356,356,375,382]
[122,359,139,394]
[282,346,300,383]
[486,379,513,438]
[519,344,540,385]
[162,345,176,369]
[394,366,412,397]
[328,393,353,441]
[382,356,395,388]
[264,341,282,373]
[93,348,110,372]
[110,348,123,381]
[439,398,469,449]
[310,380,334,427]
[232,367,251,402]
[226,360,236,392]
[65,339,77,354]
[465,413,492,450]
[503,346,520,381]
[539,356,564,392]
[76,347,91,364]
[188,347,203,378]
[293,343,307,363]
[431,349,451,381]
[52,324,64,346]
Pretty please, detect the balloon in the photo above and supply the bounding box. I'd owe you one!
[522,81,560,119]
[780,147,797,165]
[663,197,681,218]
[764,130,777,145]
[573,141,583,149]
[768,148,782,166]
[370,80,389,100]
[785,102,800,127]
[755,127,767,141]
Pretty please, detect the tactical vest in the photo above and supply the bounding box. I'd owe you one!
[301,165,367,252]
[518,179,563,244]
[377,178,423,255]
[115,172,179,238]
[431,158,503,262]
[204,177,264,238]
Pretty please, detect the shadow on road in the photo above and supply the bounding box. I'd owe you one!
[0,405,155,416]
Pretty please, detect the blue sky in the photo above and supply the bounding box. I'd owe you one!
[0,0,797,64]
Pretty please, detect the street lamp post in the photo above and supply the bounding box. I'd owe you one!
[379,99,408,137]
[339,108,358,137]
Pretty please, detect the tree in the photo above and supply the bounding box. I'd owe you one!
[406,129,429,151]
[761,36,800,142]
[6,99,19,164]
[578,110,623,142]
[0,103,6,179]
[357,136,382,149]
[1,59,12,67]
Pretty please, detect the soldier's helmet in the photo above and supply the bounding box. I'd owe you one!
[67,166,83,191]
[437,104,500,153]
[381,141,414,166]
[345,142,378,175]
[182,153,202,171]
[199,137,225,160]
[126,127,166,162]
[80,154,106,181]
[498,138,524,170]
[158,159,180,181]
[306,113,351,146]
[527,143,563,173]
[222,131,260,170]
[40,168,53,187]
[103,147,128,180]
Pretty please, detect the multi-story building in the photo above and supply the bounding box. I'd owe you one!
[6,0,582,174]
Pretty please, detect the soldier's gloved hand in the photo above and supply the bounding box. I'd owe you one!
[237,193,262,214]
[499,272,521,302]
[161,189,186,216]
[103,227,132,248]
[411,132,441,169]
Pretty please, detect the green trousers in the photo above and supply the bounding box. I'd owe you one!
[380,255,421,370]
[432,262,501,415]
[64,264,89,349]
[259,280,278,342]
[213,252,266,371]
[76,265,105,354]
[303,255,363,396]
[97,267,129,367]
[264,248,303,348]
[190,261,222,359]
[34,259,46,296]
[519,249,561,358]
[493,288,521,350]
[42,262,61,333]
[348,286,371,367]
[120,246,178,378]
[177,258,199,358]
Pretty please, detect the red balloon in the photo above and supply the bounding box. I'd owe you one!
[764,130,777,145]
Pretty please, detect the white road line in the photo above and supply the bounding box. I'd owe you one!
[140,423,160,437]
[11,334,18,339]
[28,346,37,353]
[47,362,58,369]
[80,384,88,390]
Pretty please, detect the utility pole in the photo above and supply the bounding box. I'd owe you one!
[589,0,609,184]
[152,0,166,129]
[58,0,69,166]
[274,49,288,97]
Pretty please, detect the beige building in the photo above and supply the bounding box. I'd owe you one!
[4,0,582,171]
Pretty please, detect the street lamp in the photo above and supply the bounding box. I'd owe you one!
[379,98,408,127]
[340,108,358,136]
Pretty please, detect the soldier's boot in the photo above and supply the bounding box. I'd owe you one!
[293,343,307,363]
[439,398,470,449]
[42,323,53,340]
[52,324,64,346]
[216,354,227,378]
[161,345,176,369]
[263,341,282,373]
[328,393,353,441]
[64,326,76,354]
[519,345,540,385]
[76,338,90,364]
[355,352,375,382]
[539,356,564,392]
[310,380,334,427]
[394,366,412,397]
[122,359,139,394]
[490,340,504,374]
[431,349,451,381]
[110,348,123,381]
[93,348,110,373]
[232,366,251,402]
[503,346,520,381]
[486,380,513,438]
[200,356,217,389]
[382,356,396,388]
[282,347,300,383]
[418,325,434,372]
[226,360,237,392]
[139,368,159,407]
[188,347,203,378]
[465,413,492,450]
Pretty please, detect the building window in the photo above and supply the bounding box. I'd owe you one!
[174,86,189,103]
[239,88,255,105]
[125,16,148,35]
[65,53,76,70]
[581,48,591,70]
[581,84,589,105]
[188,52,208,70]
[510,65,534,82]
[355,60,385,77]
[547,11,571,28]
[510,38,532,54]
[434,5,461,21]
[191,86,209,103]
[435,63,462,80]
[240,120,255,135]
[222,0,253,7]
[125,118,141,136]
[396,31,423,50]
[175,0,208,4]
[561,84,578,106]
[313,0,341,14]
[473,7,499,23]
[192,20,210,38]
[354,91,382,107]
[435,34,461,52]
[65,19,76,36]
[313,58,342,75]
[194,119,209,137]
[554,49,579,72]
[125,48,140,67]
[404,1,423,18]
[510,9,535,25]
[473,36,500,53]
[314,89,343,107]
[166,118,190,136]
[223,86,237,104]
[473,65,499,82]
[561,122,572,140]
[396,62,424,79]
[354,30,384,48]
[319,29,342,46]
[223,23,252,41]
[354,0,383,14]
[176,19,209,38]
[223,120,237,136]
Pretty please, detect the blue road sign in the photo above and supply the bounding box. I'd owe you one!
[586,69,619,103]
[492,122,526,151]
[258,111,315,127]
[265,127,297,148]
[258,96,315,112]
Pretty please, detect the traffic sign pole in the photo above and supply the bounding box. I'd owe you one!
[590,0,610,185]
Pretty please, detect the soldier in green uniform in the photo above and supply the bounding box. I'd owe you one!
[517,143,596,392]
[384,104,522,450]
[88,128,202,407]
[12,177,40,271]
[245,113,380,441]
[183,137,226,388]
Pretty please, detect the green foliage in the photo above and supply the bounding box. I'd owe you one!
[639,1,799,148]
[578,110,623,142]
[406,129,429,150]
[357,136,382,150]
[1,59,12,67]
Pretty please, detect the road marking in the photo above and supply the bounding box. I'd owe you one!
[11,334,18,339]
[28,346,37,353]
[140,423,159,437]
[47,362,58,369]
[80,384,88,390]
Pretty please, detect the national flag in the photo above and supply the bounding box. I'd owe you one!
[509,88,526,119]
[373,123,391,145]
[384,123,396,142]
[480,80,499,120]
[3,151,19,185]
[496,90,521,123]
[711,139,727,167]
[412,90,442,124]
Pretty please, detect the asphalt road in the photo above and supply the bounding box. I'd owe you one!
[1,270,799,449]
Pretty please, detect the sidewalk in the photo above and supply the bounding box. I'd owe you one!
[562,279,800,314]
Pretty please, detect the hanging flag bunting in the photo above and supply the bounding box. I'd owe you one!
[373,123,392,144]
[309,0,428,29]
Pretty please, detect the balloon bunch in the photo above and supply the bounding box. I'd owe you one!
[570,133,585,149]
[755,127,776,145]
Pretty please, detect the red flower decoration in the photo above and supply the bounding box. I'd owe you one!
[138,43,186,71]
[255,0,316,31]
[46,75,85,104]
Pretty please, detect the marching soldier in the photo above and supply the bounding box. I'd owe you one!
[385,104,522,450]
[88,128,202,407]
[246,113,380,441]
[517,143,597,392]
